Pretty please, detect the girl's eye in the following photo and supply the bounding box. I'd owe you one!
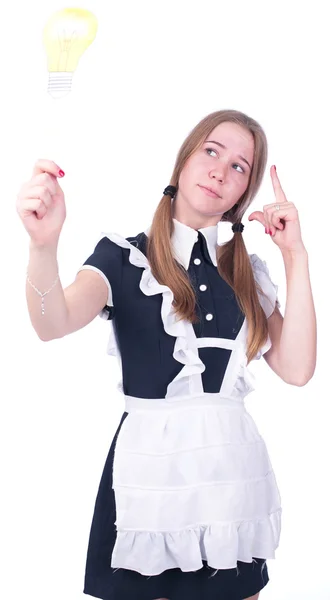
[205,147,245,174]
[206,147,217,157]
[233,164,244,174]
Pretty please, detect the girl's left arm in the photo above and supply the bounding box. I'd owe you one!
[263,247,316,385]
[248,165,317,386]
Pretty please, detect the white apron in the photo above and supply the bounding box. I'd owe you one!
[111,391,281,576]
[98,232,282,577]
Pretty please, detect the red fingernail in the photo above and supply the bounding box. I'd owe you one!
[59,169,65,177]
[265,228,268,234]
[274,165,277,171]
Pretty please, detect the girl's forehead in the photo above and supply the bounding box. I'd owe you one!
[208,122,253,143]
[204,123,255,164]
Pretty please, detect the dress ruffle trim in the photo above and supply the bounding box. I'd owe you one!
[111,509,282,576]
[101,231,206,399]
[101,235,280,378]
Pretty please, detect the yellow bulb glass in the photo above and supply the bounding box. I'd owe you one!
[43,8,98,98]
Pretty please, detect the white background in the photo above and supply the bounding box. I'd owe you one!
[1,1,329,599]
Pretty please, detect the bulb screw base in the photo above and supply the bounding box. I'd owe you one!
[47,72,73,99]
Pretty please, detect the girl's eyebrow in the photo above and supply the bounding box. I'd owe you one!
[205,139,251,171]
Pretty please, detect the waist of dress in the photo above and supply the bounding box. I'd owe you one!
[124,392,246,413]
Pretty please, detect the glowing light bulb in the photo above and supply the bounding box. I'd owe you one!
[43,8,98,99]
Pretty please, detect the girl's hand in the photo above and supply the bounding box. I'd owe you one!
[248,165,305,253]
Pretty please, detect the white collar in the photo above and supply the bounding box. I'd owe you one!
[144,218,234,270]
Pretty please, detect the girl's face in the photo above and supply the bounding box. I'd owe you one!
[173,121,255,229]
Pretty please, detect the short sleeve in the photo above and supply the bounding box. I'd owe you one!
[249,254,281,319]
[249,254,281,360]
[77,236,123,320]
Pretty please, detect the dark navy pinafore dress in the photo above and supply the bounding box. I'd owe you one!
[77,218,282,600]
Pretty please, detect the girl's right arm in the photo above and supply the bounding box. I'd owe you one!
[26,244,108,341]
[18,159,109,341]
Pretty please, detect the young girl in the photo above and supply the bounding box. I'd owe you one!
[17,109,316,600]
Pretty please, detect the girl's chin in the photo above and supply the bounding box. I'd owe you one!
[192,201,224,216]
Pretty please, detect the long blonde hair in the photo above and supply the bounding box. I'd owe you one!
[146,109,270,363]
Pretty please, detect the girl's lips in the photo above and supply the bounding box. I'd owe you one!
[199,185,220,198]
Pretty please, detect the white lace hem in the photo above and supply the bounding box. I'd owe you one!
[111,509,281,575]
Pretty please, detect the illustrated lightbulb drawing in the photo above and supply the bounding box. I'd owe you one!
[43,8,98,98]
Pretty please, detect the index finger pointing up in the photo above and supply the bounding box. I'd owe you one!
[271,165,287,203]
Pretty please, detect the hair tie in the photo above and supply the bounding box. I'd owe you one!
[232,222,244,233]
[163,185,177,198]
